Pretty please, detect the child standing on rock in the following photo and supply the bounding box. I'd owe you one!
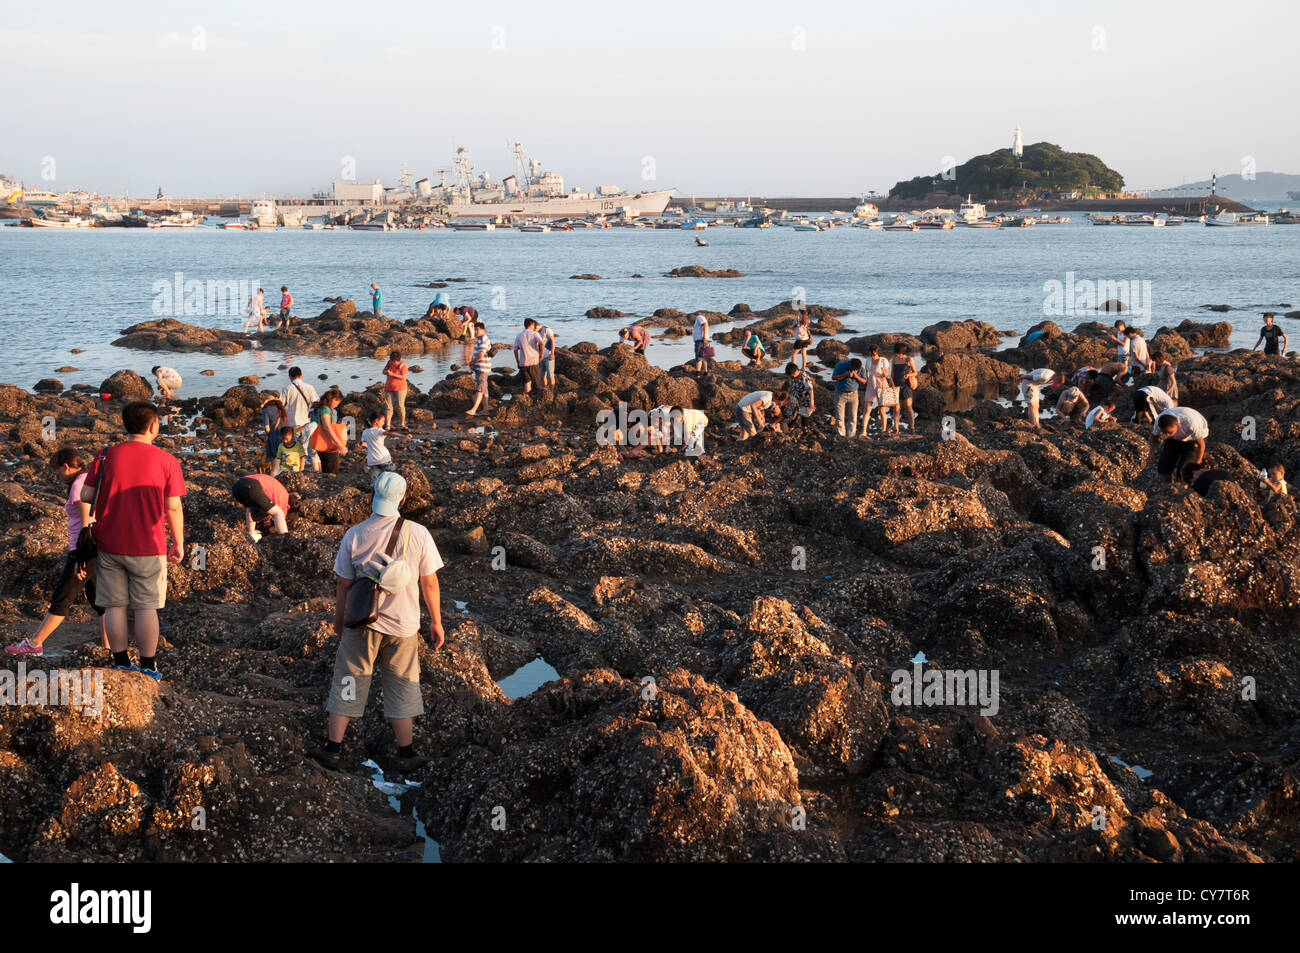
[362,410,398,485]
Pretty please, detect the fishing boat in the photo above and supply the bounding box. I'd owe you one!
[884,220,919,231]
[1037,215,1069,224]
[30,213,94,228]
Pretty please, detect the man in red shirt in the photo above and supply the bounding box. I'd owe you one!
[82,401,186,680]
[383,350,409,431]
[231,473,290,541]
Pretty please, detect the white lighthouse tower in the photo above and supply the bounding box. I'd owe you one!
[1012,125,1023,161]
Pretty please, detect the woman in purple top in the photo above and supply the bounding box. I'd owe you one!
[5,448,107,656]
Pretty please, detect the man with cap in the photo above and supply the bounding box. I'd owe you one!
[309,471,445,773]
[1253,313,1287,357]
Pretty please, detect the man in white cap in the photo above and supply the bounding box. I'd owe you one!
[309,471,445,773]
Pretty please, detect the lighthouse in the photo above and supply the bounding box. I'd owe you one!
[1013,125,1023,162]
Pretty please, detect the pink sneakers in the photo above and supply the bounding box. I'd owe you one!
[4,638,43,656]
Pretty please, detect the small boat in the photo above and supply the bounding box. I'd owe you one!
[694,236,708,245]
[302,221,324,229]
[1037,215,1069,224]
[30,213,94,228]
[883,221,919,231]
[351,221,392,231]
[148,210,201,228]
[964,219,1002,228]
[451,221,495,231]
[519,224,551,232]
[793,223,822,232]
[1120,214,1165,227]
[854,219,883,229]
[916,216,955,229]
[224,220,251,230]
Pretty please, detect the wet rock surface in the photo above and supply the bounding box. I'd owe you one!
[0,316,1295,863]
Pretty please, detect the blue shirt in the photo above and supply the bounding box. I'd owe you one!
[833,359,859,393]
[372,288,382,308]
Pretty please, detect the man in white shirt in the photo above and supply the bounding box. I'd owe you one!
[692,313,710,375]
[735,390,776,440]
[1126,329,1151,381]
[309,472,445,774]
[1132,385,1174,425]
[1085,397,1116,429]
[281,367,320,470]
[1148,406,1209,487]
[514,319,545,394]
[1018,368,1056,429]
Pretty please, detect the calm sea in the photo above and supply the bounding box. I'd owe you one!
[1,217,1295,398]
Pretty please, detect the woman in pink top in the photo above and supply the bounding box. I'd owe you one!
[383,351,410,430]
[5,448,107,656]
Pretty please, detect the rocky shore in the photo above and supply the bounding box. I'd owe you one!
[1,310,1297,863]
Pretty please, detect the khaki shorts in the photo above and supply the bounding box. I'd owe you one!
[326,626,424,719]
[95,551,168,610]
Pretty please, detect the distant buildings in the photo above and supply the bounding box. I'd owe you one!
[332,180,383,205]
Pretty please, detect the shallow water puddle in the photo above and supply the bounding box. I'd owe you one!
[452,600,469,612]
[1110,755,1154,780]
[496,657,560,699]
[362,759,441,863]
[0,852,11,863]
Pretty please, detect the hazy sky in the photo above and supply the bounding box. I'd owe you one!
[3,0,1297,197]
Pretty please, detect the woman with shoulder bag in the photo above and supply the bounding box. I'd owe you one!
[309,391,349,475]
[891,343,920,436]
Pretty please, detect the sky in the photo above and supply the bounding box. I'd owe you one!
[3,0,1297,198]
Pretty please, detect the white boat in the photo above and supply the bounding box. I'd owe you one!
[854,219,883,229]
[451,221,495,231]
[518,223,550,232]
[1202,211,1267,227]
[958,195,987,222]
[883,221,919,231]
[964,219,1001,228]
[147,210,200,228]
[301,221,324,229]
[251,199,278,228]
[852,202,879,219]
[916,215,955,229]
[30,214,94,228]
[793,223,822,232]
[278,207,306,227]
[1120,214,1165,227]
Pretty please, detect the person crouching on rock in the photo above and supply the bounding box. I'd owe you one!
[309,472,445,774]
[1085,396,1117,429]
[741,331,766,366]
[231,473,290,542]
[619,325,650,355]
[152,365,181,405]
[5,448,107,657]
[1259,464,1288,504]
[735,389,778,440]
[1054,384,1089,425]
[1146,407,1209,489]
[1017,368,1056,430]
[1132,385,1174,426]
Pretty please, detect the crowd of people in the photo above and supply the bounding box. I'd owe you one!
[3,302,1290,772]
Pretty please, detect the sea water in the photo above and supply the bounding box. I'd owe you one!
[1,218,1294,398]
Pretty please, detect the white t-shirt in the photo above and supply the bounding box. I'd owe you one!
[1085,405,1112,429]
[1028,368,1055,385]
[282,379,319,428]
[738,390,774,410]
[538,325,555,357]
[693,314,708,341]
[362,426,391,466]
[681,408,708,432]
[1152,406,1208,441]
[1115,335,1130,361]
[333,515,443,638]
[1129,335,1150,365]
[1138,386,1173,417]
